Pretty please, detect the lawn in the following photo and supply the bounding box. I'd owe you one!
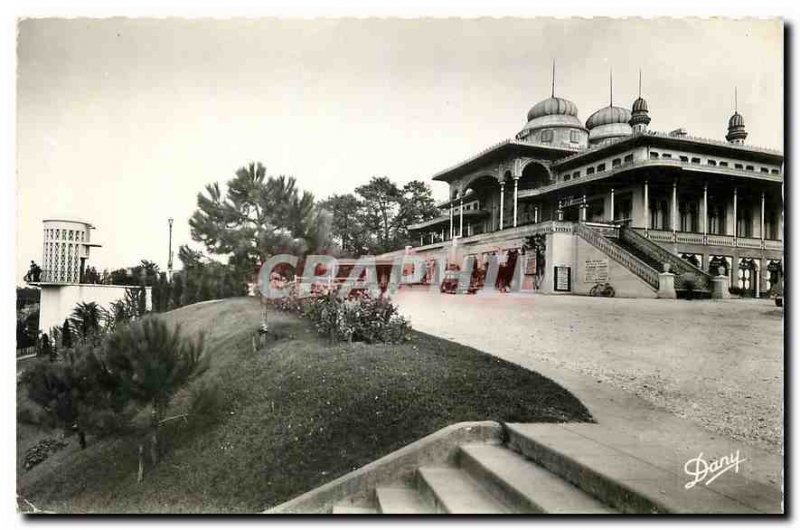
[17,296,592,514]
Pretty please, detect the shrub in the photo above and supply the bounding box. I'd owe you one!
[23,437,69,471]
[270,288,410,344]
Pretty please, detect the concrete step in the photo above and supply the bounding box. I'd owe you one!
[331,505,379,514]
[375,486,435,514]
[417,466,510,514]
[506,423,764,514]
[458,443,616,514]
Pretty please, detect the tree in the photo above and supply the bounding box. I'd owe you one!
[23,343,119,449]
[171,273,184,309]
[319,194,369,256]
[105,317,207,464]
[106,260,160,287]
[345,177,440,255]
[355,177,403,252]
[136,283,147,315]
[70,302,105,342]
[37,333,54,361]
[189,162,332,270]
[62,319,73,350]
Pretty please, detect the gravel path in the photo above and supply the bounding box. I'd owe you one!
[393,288,784,454]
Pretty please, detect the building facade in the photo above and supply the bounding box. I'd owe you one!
[403,87,783,298]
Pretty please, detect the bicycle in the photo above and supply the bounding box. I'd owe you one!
[589,282,615,297]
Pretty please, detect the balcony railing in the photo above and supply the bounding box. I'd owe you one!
[634,229,782,251]
[26,269,107,285]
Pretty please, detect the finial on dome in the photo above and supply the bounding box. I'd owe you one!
[726,87,747,144]
[609,67,613,107]
[638,68,642,98]
[630,69,650,133]
[551,59,555,98]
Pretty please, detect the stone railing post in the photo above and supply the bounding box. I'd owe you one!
[657,263,677,299]
[711,266,731,299]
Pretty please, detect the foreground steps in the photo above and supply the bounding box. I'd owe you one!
[273,421,782,514]
[332,441,616,514]
[375,486,433,514]
[417,466,511,513]
[458,443,615,514]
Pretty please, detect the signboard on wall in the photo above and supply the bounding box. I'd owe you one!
[524,255,537,275]
[584,258,610,283]
[554,266,571,292]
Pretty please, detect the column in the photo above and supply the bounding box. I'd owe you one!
[733,187,738,240]
[760,192,765,244]
[499,182,505,231]
[513,177,519,227]
[610,188,615,222]
[557,200,564,221]
[579,195,587,222]
[644,180,650,233]
[702,183,708,239]
[449,204,454,239]
[459,198,464,238]
[671,179,678,236]
[534,205,539,224]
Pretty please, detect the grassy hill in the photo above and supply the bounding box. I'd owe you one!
[17,297,592,513]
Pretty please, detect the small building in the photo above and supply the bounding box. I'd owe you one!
[400,79,783,298]
[29,219,151,332]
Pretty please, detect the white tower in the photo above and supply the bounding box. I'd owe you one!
[41,219,101,283]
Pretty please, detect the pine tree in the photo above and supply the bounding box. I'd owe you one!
[137,283,147,315]
[23,343,118,449]
[105,316,207,464]
[62,319,73,349]
[171,274,184,309]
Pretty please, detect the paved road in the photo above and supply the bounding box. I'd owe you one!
[392,288,783,485]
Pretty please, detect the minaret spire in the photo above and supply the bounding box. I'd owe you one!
[638,69,642,98]
[735,87,738,112]
[609,67,613,107]
[551,59,555,98]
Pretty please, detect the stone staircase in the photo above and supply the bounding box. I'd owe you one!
[575,223,714,298]
[331,441,615,514]
[269,421,780,514]
[616,226,714,297]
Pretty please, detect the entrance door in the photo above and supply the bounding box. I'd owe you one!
[737,258,757,297]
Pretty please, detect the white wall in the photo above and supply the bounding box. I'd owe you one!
[39,284,152,333]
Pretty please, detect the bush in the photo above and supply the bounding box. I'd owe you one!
[270,288,410,344]
[23,437,69,471]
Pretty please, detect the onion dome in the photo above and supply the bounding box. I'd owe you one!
[526,97,578,122]
[631,97,649,113]
[726,111,747,143]
[630,97,651,130]
[728,112,745,128]
[585,106,632,129]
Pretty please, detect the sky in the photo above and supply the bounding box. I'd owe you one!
[16,17,783,281]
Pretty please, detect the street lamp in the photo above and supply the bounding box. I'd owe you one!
[167,218,174,281]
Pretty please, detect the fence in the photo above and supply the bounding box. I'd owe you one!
[16,346,37,358]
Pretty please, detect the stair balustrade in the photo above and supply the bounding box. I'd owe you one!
[573,223,660,290]
[619,227,712,291]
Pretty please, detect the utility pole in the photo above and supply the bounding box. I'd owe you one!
[167,218,174,281]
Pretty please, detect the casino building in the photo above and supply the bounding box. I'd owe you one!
[397,78,783,298]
